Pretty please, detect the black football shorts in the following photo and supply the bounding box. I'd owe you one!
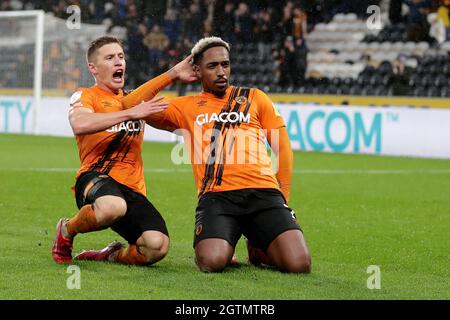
[75,171,169,244]
[193,188,301,252]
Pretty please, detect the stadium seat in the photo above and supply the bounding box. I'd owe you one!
[364,86,378,96]
[422,74,435,87]
[413,86,427,97]
[434,75,448,87]
[357,73,371,86]
[349,84,363,95]
[427,87,440,97]
[428,64,440,75]
[324,85,338,95]
[378,61,393,75]
[409,73,421,86]
[440,87,450,97]
[374,85,387,96]
[442,64,450,76]
[234,43,244,53]
[369,74,383,86]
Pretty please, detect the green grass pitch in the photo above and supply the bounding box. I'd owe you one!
[0,133,448,300]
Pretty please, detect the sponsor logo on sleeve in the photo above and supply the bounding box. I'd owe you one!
[70,91,83,106]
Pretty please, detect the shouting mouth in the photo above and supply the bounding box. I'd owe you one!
[112,69,124,83]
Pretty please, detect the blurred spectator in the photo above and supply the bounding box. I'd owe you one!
[126,3,139,25]
[391,55,412,96]
[404,0,433,42]
[52,0,67,19]
[436,0,450,39]
[126,23,149,87]
[13,0,450,98]
[142,0,166,25]
[353,0,382,18]
[275,3,309,87]
[166,36,194,96]
[278,36,301,88]
[324,0,382,18]
[304,0,334,24]
[203,17,214,38]
[390,0,404,24]
[115,0,128,20]
[152,56,170,78]
[90,0,106,24]
[76,0,95,23]
[294,37,307,86]
[278,2,294,39]
[202,0,215,38]
[62,56,81,94]
[254,9,275,60]
[182,2,204,43]
[162,8,181,45]
[17,53,33,88]
[5,62,18,88]
[362,54,379,69]
[43,42,63,88]
[143,24,170,67]
[234,2,254,42]
[214,1,236,43]
[107,1,139,32]
[1,0,15,10]
[292,7,308,42]
[428,12,446,44]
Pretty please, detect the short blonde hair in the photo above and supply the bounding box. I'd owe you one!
[191,36,230,63]
[87,36,123,62]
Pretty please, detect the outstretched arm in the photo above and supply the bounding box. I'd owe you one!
[267,126,293,203]
[70,96,168,135]
[121,55,197,109]
[255,88,293,202]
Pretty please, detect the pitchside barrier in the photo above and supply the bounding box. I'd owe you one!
[1,95,449,159]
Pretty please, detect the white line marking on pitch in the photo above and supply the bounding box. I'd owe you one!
[1,168,450,174]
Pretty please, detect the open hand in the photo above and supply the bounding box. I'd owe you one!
[169,55,199,83]
[128,96,168,120]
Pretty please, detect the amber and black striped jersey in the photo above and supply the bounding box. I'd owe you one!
[147,86,286,197]
[69,86,147,196]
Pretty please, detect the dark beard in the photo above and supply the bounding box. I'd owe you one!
[205,83,228,97]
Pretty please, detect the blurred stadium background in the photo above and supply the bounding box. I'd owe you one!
[1,0,450,99]
[1,0,450,157]
[0,0,449,301]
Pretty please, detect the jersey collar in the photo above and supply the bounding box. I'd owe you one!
[93,85,124,98]
[199,86,234,100]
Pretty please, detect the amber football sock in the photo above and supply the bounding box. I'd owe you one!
[112,245,149,265]
[66,205,105,237]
